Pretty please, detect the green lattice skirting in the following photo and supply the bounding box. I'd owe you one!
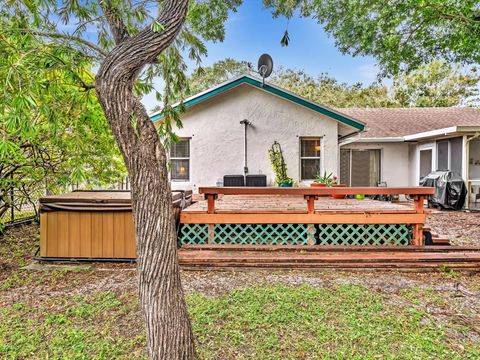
[178,224,412,246]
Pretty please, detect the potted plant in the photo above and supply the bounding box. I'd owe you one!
[277,177,294,187]
[311,171,335,187]
[312,172,347,199]
[331,176,347,199]
[269,142,294,187]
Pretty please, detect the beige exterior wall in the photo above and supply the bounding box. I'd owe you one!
[167,84,340,190]
[340,142,411,187]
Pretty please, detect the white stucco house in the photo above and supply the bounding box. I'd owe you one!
[150,75,480,209]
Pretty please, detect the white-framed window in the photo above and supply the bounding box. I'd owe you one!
[170,138,190,181]
[300,137,321,180]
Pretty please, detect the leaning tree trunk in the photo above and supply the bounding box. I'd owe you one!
[95,1,195,358]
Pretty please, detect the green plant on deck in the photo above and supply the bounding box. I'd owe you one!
[314,171,337,186]
[268,141,293,186]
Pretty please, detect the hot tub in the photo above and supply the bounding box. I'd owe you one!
[39,190,192,260]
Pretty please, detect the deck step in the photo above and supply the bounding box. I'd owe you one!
[178,247,480,270]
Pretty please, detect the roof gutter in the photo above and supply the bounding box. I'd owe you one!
[339,135,405,147]
[338,131,363,146]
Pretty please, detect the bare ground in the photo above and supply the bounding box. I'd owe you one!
[1,212,480,356]
[427,211,480,246]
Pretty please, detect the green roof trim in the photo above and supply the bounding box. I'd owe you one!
[150,76,365,130]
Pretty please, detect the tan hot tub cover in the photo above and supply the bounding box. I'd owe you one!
[39,190,192,260]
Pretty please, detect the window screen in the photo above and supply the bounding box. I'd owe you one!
[437,141,449,170]
[170,139,190,181]
[342,149,381,187]
[340,149,351,186]
[300,138,321,180]
[450,137,463,175]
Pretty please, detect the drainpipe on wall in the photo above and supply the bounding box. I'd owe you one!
[240,119,253,176]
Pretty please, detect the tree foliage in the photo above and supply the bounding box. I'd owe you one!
[264,0,480,76]
[184,59,479,108]
[392,61,479,107]
[271,67,393,107]
[184,58,250,97]
[1,0,241,143]
[0,18,126,220]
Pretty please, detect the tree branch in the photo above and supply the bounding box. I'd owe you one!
[18,29,108,57]
[99,0,130,44]
[102,0,189,77]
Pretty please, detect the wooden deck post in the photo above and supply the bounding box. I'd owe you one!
[304,195,318,214]
[206,194,217,243]
[412,195,425,246]
[206,194,217,214]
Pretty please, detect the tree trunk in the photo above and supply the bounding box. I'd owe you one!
[95,1,195,358]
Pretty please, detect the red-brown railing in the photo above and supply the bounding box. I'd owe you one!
[199,186,435,214]
[193,187,435,246]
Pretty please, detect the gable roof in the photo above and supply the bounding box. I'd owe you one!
[338,107,480,139]
[150,75,366,131]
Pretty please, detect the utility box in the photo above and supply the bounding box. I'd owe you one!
[246,174,267,187]
[223,175,245,187]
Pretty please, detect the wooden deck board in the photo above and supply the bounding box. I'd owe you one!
[183,195,415,214]
[178,247,480,270]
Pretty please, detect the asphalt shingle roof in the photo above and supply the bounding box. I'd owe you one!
[337,107,480,138]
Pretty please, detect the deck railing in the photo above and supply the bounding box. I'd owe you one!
[199,186,435,214]
[179,186,435,246]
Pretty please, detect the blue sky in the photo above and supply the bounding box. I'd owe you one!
[142,0,381,110]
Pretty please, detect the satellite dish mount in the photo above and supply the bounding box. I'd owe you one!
[257,53,273,87]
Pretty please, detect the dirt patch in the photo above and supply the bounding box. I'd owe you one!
[427,211,480,246]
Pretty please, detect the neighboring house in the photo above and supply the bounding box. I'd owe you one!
[150,75,480,209]
[339,108,480,209]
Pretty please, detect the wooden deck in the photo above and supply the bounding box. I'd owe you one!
[179,187,433,247]
[183,195,418,214]
[176,187,480,270]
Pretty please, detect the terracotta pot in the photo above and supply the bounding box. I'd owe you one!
[311,182,329,196]
[332,184,347,199]
[310,183,327,188]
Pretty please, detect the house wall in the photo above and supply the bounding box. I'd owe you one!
[409,141,437,185]
[340,142,410,187]
[166,84,340,190]
[408,143,418,186]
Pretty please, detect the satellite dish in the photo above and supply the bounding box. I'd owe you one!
[257,53,273,79]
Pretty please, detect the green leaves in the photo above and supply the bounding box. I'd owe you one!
[0,138,19,160]
[264,0,480,77]
[0,20,127,208]
[392,60,479,107]
[150,20,165,33]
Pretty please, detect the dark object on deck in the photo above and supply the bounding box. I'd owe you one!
[370,181,393,201]
[223,175,245,187]
[420,171,467,210]
[246,174,267,187]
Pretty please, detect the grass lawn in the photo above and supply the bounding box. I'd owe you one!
[1,224,480,359]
